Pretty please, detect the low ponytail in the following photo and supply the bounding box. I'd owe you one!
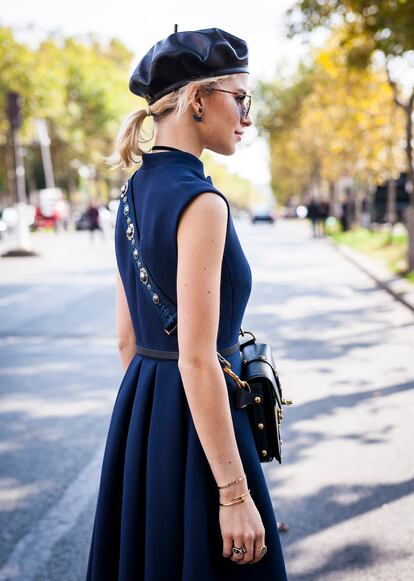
[105,107,153,169]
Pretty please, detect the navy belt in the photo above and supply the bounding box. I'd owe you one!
[135,342,240,360]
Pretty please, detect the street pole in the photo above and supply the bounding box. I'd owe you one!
[13,127,32,250]
[2,91,36,257]
[35,119,55,189]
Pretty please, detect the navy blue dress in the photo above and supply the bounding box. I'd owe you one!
[86,149,287,580]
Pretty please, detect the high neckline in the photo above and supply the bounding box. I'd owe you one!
[141,149,205,172]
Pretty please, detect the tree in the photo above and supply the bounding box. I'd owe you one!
[287,0,414,269]
[0,27,138,202]
[254,36,405,211]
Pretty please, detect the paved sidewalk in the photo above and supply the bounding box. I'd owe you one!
[329,239,414,314]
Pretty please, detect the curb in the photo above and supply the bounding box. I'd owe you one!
[327,238,414,315]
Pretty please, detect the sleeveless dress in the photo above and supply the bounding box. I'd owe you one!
[85,149,288,580]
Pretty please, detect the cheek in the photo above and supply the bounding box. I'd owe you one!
[218,97,237,118]
[207,103,238,136]
[221,104,239,127]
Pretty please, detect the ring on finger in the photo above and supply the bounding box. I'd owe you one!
[254,545,267,556]
[232,546,244,557]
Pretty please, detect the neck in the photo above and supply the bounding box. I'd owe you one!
[152,115,204,158]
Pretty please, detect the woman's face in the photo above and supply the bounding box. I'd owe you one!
[197,73,252,156]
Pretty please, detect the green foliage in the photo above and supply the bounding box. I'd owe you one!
[0,26,139,195]
[253,64,314,136]
[254,29,406,205]
[288,0,414,57]
[0,27,35,140]
[0,27,255,205]
[329,225,411,279]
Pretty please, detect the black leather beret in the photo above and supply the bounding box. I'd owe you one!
[129,28,249,105]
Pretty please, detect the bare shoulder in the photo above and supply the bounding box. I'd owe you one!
[176,192,228,358]
[178,191,228,234]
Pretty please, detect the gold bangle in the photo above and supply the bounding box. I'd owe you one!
[230,489,251,502]
[217,472,246,490]
[219,489,251,506]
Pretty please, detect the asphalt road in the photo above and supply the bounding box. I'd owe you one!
[0,219,413,581]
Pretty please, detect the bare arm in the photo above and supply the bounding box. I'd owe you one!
[177,194,266,567]
[176,193,245,489]
[116,267,136,371]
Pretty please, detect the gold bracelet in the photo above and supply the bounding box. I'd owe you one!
[217,472,246,490]
[219,489,251,506]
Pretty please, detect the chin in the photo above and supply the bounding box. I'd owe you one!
[207,143,237,156]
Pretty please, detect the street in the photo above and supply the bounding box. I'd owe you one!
[0,218,413,580]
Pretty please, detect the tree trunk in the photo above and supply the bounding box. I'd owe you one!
[5,127,16,206]
[386,178,397,244]
[404,92,414,269]
[385,69,414,270]
[406,207,414,273]
[406,93,414,201]
[328,181,335,217]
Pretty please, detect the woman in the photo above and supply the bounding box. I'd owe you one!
[86,27,288,580]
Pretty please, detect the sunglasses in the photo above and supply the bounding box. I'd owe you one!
[210,88,252,118]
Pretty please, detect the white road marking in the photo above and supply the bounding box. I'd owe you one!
[0,446,104,581]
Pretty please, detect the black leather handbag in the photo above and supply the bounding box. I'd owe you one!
[218,329,292,464]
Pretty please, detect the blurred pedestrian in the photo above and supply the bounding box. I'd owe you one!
[340,195,351,232]
[361,195,370,228]
[307,197,320,238]
[87,199,104,242]
[85,27,287,581]
[317,197,330,237]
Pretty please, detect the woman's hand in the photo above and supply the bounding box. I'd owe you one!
[219,484,266,565]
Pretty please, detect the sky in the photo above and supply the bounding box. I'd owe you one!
[0,0,309,188]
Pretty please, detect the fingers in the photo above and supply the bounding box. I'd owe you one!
[221,522,267,566]
[230,535,245,564]
[230,531,266,565]
[238,533,254,565]
[222,533,233,559]
[250,530,266,564]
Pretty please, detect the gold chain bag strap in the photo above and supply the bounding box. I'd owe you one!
[218,328,292,463]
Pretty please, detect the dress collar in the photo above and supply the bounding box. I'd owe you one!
[141,149,205,173]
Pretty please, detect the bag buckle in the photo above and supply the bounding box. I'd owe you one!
[239,327,256,343]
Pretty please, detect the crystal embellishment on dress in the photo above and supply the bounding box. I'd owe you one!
[140,268,148,284]
[126,223,135,241]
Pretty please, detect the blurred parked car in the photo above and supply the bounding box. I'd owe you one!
[74,211,91,231]
[32,188,69,231]
[74,205,116,231]
[1,204,36,232]
[250,205,276,224]
[0,208,7,239]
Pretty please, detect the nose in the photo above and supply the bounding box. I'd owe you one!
[241,113,253,128]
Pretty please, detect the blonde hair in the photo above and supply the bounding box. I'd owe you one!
[106,74,238,169]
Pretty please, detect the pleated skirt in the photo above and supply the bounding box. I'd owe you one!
[86,350,288,580]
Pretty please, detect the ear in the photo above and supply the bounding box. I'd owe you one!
[189,87,204,114]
